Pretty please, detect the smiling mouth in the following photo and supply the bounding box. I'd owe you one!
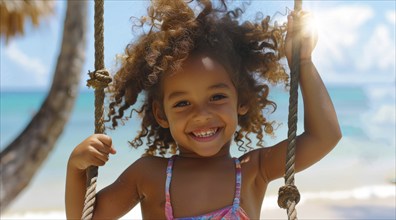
[190,127,221,142]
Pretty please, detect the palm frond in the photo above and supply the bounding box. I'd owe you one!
[0,0,54,42]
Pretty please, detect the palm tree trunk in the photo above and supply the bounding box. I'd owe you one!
[0,1,87,211]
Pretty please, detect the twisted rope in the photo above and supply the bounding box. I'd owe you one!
[277,1,303,220]
[82,0,111,219]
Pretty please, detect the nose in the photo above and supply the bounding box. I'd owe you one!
[192,105,213,122]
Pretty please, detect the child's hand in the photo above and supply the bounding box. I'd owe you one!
[68,134,116,171]
[285,11,318,65]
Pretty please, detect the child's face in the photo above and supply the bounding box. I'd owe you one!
[153,55,248,157]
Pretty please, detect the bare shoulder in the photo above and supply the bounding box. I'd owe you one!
[133,155,169,168]
[120,155,169,198]
[93,156,169,218]
[238,148,268,183]
[123,155,169,179]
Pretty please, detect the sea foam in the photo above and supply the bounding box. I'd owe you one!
[262,184,396,210]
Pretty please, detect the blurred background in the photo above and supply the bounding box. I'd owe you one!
[1,0,395,219]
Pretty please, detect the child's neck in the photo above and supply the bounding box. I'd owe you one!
[178,144,232,160]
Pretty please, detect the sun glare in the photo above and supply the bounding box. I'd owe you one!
[303,15,321,37]
[303,14,320,35]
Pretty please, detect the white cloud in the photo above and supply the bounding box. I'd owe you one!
[360,84,396,146]
[318,70,395,86]
[364,84,396,103]
[386,10,396,24]
[362,102,396,147]
[371,104,396,124]
[307,5,396,86]
[358,24,396,71]
[4,42,49,86]
[313,5,374,67]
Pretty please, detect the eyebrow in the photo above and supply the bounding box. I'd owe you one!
[208,83,230,90]
[167,91,186,101]
[167,83,231,100]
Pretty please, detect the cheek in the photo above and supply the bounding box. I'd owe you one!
[166,115,186,139]
[217,106,239,129]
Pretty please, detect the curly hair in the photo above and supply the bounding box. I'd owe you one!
[106,0,289,156]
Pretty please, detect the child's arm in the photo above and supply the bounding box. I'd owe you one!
[65,134,115,218]
[257,12,342,182]
[66,134,140,219]
[65,161,87,218]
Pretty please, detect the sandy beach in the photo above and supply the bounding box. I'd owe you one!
[2,150,395,219]
[2,186,395,219]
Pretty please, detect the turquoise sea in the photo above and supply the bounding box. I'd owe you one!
[0,86,376,149]
[1,85,395,215]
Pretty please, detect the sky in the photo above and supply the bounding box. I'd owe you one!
[0,0,395,91]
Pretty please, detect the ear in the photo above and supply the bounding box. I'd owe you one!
[152,100,169,128]
[237,104,249,116]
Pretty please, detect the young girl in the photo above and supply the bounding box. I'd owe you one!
[66,0,341,219]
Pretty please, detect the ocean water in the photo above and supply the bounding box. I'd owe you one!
[1,85,395,215]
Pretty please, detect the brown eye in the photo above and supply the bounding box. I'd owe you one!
[211,94,227,101]
[174,101,190,108]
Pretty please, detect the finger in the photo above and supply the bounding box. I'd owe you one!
[95,142,116,155]
[96,134,116,154]
[100,144,116,155]
[91,140,111,154]
[300,12,313,25]
[285,15,294,45]
[302,15,318,39]
[97,153,109,165]
[109,145,117,155]
[91,147,110,163]
[97,134,112,147]
[294,10,308,19]
[300,11,311,17]
[91,156,106,167]
[287,14,294,34]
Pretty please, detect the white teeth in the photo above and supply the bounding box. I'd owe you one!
[192,128,218,138]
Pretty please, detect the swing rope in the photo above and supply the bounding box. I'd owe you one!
[82,0,303,219]
[277,1,303,220]
[83,0,111,219]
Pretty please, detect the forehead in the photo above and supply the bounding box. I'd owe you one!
[166,55,232,80]
[180,55,219,73]
[161,55,235,97]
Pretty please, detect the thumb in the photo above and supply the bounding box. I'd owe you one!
[287,14,294,37]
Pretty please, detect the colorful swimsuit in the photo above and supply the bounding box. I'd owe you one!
[165,155,250,220]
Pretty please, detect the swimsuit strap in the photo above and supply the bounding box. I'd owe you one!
[232,157,242,212]
[165,155,176,219]
[164,155,242,219]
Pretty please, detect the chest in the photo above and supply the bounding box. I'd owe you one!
[139,159,265,219]
[170,163,236,217]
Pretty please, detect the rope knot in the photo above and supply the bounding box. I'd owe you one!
[87,69,112,89]
[277,184,300,209]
